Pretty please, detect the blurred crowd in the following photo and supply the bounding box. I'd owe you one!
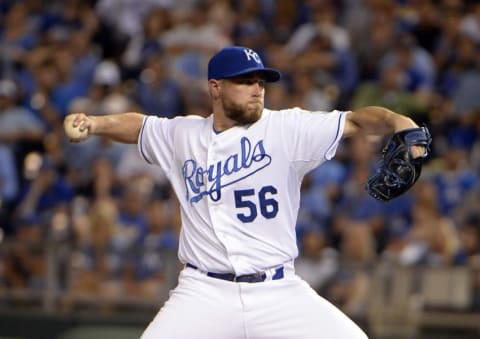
[1,0,480,320]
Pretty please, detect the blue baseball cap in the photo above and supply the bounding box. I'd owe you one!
[208,46,281,82]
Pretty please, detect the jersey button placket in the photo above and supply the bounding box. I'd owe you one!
[206,139,234,264]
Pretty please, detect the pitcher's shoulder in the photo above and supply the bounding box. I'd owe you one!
[143,114,210,135]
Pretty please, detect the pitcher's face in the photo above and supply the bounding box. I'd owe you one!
[219,72,266,125]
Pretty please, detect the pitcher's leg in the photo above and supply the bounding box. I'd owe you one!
[141,268,245,339]
[243,276,369,339]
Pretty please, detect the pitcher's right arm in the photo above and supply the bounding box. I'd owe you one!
[64,112,145,144]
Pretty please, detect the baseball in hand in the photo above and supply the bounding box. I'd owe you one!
[64,116,89,140]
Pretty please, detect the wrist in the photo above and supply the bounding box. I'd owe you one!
[89,115,99,135]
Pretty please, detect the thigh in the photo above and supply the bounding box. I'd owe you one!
[244,276,369,339]
[141,268,245,339]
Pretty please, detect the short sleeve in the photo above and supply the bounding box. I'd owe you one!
[282,108,347,161]
[137,116,175,173]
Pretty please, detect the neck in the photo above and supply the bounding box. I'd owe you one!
[212,104,237,132]
[213,112,236,132]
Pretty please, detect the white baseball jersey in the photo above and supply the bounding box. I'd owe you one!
[138,108,347,275]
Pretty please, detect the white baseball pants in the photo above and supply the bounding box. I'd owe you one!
[140,265,369,339]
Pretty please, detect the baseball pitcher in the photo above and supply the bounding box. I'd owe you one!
[65,46,430,339]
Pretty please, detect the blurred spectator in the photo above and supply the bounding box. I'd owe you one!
[106,180,149,281]
[232,0,268,54]
[265,0,303,45]
[0,2,38,77]
[135,55,184,117]
[416,195,462,265]
[66,196,116,298]
[0,144,19,206]
[93,59,121,89]
[296,173,329,239]
[14,158,74,228]
[351,62,429,120]
[0,78,45,175]
[326,221,375,319]
[291,29,358,109]
[458,213,480,267]
[68,59,135,119]
[432,139,478,216]
[297,157,348,238]
[122,8,171,74]
[379,191,416,254]
[68,30,101,86]
[18,48,63,130]
[116,144,169,191]
[295,229,339,294]
[135,198,179,297]
[0,78,45,143]
[380,218,412,265]
[453,182,480,231]
[50,47,89,116]
[286,0,350,55]
[89,157,121,199]
[450,47,480,117]
[0,143,17,234]
[380,34,436,104]
[352,7,396,81]
[43,0,99,42]
[69,59,136,118]
[289,68,336,111]
[459,2,480,43]
[159,1,231,89]
[433,5,464,84]
[95,0,172,41]
[336,136,383,222]
[405,0,442,54]
[389,178,464,266]
[264,80,291,110]
[3,216,45,290]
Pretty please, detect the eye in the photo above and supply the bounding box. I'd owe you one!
[231,78,266,86]
[243,79,257,85]
[245,79,266,87]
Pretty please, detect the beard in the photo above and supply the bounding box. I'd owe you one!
[221,96,263,125]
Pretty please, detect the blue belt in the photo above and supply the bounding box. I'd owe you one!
[186,263,284,283]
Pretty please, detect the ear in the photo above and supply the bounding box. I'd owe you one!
[208,79,220,99]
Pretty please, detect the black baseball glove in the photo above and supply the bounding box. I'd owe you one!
[365,126,432,201]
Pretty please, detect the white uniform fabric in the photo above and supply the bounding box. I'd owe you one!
[138,108,368,338]
[141,266,368,339]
